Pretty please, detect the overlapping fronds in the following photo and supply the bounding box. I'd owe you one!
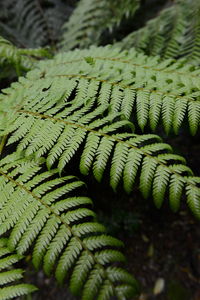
[117,0,200,65]
[1,68,200,218]
[2,46,200,135]
[0,238,37,300]
[0,0,73,48]
[0,36,51,78]
[60,0,140,51]
[0,154,139,300]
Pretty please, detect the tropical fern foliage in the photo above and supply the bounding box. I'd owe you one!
[0,0,200,299]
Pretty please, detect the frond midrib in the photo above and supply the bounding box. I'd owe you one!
[24,73,198,104]
[52,55,200,81]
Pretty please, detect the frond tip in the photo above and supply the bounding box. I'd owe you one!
[0,155,139,300]
[0,238,37,300]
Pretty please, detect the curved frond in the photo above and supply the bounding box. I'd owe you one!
[0,0,48,48]
[0,154,139,300]
[0,238,37,300]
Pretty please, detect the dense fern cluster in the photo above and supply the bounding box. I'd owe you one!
[0,0,200,299]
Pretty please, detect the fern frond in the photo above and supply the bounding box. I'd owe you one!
[0,238,37,300]
[2,46,200,135]
[0,36,51,78]
[2,86,200,217]
[60,0,140,51]
[117,0,200,65]
[0,154,139,300]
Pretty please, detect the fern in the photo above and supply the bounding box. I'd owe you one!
[117,0,200,65]
[0,153,139,300]
[0,0,48,48]
[0,238,37,300]
[0,36,51,78]
[1,51,200,217]
[2,46,200,134]
[0,2,200,299]
[60,0,140,51]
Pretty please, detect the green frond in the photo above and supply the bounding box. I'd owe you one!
[1,1,200,299]
[117,0,200,65]
[0,238,37,300]
[0,155,139,300]
[60,0,140,51]
[2,46,200,135]
[0,36,51,78]
[1,47,199,217]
